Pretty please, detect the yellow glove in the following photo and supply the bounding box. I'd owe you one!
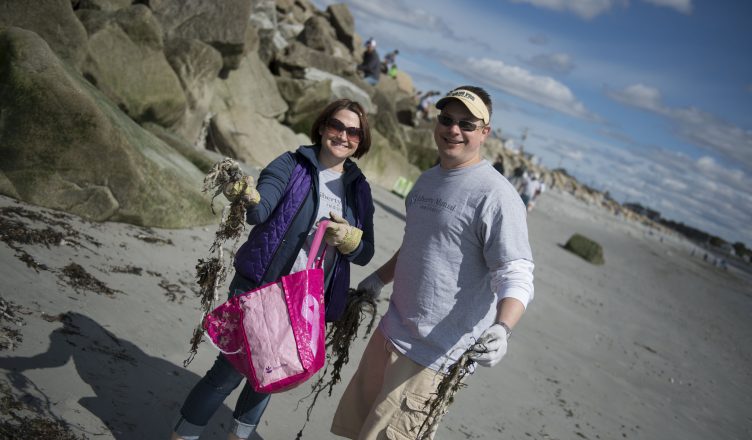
[325,211,363,255]
[222,175,260,206]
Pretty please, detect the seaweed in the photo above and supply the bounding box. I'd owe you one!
[295,288,377,439]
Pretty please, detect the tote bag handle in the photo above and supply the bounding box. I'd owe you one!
[307,219,330,269]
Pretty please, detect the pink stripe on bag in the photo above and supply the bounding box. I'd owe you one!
[203,221,330,393]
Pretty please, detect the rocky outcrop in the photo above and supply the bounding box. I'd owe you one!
[77,5,187,126]
[0,0,88,68]
[0,27,213,227]
[146,0,254,73]
[164,38,224,145]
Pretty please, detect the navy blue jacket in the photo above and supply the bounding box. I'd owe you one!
[233,145,375,321]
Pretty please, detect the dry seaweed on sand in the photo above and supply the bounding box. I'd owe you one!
[0,381,87,439]
[414,347,478,440]
[184,159,248,366]
[295,288,377,439]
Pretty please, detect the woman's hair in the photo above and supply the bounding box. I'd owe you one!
[310,99,372,159]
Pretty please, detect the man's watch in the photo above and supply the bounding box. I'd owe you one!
[496,321,512,339]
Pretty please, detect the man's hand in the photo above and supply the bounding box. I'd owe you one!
[325,212,363,254]
[357,272,385,299]
[222,175,260,206]
[468,323,509,367]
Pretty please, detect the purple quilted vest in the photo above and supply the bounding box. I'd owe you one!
[234,162,311,284]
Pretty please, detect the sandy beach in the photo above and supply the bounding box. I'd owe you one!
[1,181,750,439]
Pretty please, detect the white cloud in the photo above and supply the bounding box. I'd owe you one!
[509,0,620,20]
[461,57,594,119]
[607,83,663,111]
[607,84,752,170]
[525,52,576,74]
[641,0,692,14]
[510,0,692,19]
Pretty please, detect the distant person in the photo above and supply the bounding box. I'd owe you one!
[492,154,506,176]
[331,86,534,440]
[382,49,399,72]
[170,99,376,440]
[357,38,380,86]
[416,90,439,121]
[521,172,541,211]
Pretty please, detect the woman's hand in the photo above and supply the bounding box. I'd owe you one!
[325,212,362,254]
[222,175,260,206]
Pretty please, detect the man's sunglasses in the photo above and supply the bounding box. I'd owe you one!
[326,118,363,143]
[437,114,486,132]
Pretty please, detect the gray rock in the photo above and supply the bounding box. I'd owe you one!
[211,51,288,120]
[165,38,223,144]
[0,27,214,227]
[275,41,354,78]
[303,68,375,114]
[147,0,253,73]
[0,0,88,68]
[275,77,334,136]
[78,5,187,126]
[297,15,351,59]
[326,3,355,52]
[77,0,132,11]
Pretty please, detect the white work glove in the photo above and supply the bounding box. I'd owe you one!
[222,175,260,206]
[357,272,385,299]
[325,212,363,255]
[468,323,509,367]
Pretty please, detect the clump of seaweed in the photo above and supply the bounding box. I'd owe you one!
[0,381,87,439]
[296,288,377,439]
[184,159,248,366]
[0,297,29,351]
[414,347,478,440]
[60,263,119,296]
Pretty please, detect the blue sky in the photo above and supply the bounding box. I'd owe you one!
[312,0,752,246]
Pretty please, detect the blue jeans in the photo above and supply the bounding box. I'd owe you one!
[174,354,271,439]
[174,274,270,439]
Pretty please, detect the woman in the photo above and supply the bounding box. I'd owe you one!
[171,99,375,440]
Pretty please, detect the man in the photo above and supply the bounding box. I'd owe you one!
[357,38,380,86]
[331,86,535,439]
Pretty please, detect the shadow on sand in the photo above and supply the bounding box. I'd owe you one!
[0,312,263,439]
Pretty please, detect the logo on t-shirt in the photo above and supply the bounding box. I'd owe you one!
[407,193,457,213]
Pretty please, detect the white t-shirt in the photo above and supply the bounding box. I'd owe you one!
[380,161,533,372]
[290,167,345,274]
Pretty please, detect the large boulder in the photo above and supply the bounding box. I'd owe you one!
[564,233,605,265]
[326,3,356,52]
[164,38,223,145]
[275,41,354,77]
[209,52,306,167]
[208,111,310,168]
[0,0,88,68]
[0,27,213,227]
[145,0,253,73]
[76,0,132,11]
[275,77,334,136]
[358,130,421,191]
[211,51,288,119]
[77,5,187,126]
[303,68,375,114]
[296,15,351,59]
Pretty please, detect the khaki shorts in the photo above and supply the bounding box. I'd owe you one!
[331,328,445,440]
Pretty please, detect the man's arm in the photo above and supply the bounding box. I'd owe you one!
[374,248,400,284]
[357,248,399,298]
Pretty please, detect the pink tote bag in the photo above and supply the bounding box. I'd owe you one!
[203,220,329,393]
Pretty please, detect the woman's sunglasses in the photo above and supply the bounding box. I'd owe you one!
[437,114,486,132]
[325,118,363,143]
